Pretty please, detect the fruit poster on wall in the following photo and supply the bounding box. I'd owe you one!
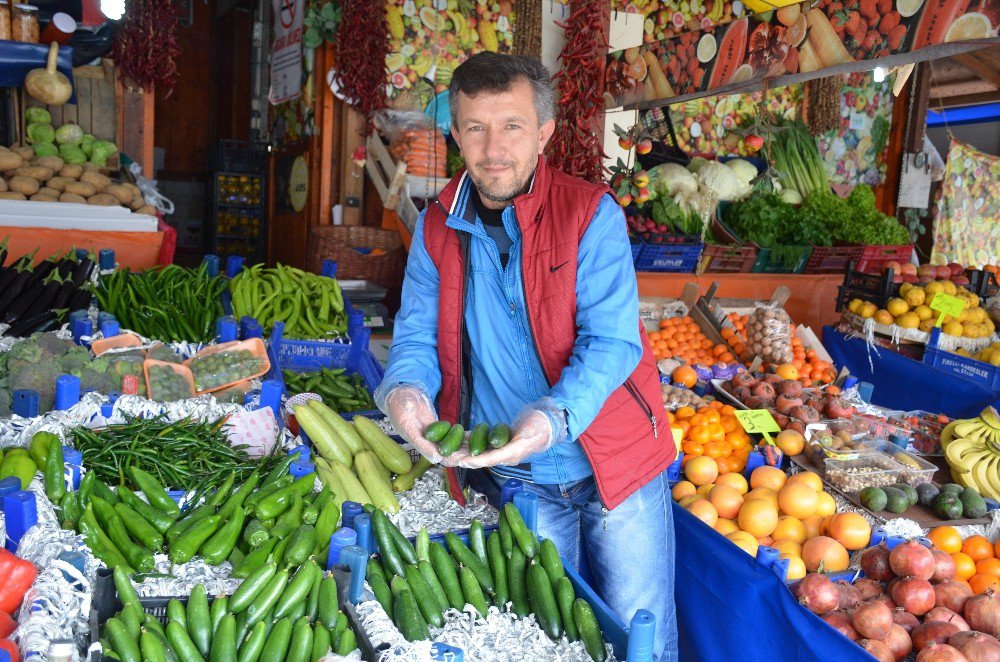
[610,0,748,44]
[385,0,516,111]
[604,0,1000,108]
[932,140,1000,268]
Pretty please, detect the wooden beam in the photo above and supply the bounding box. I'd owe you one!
[951,52,1000,89]
[339,107,366,226]
[907,62,932,152]
[929,89,1000,108]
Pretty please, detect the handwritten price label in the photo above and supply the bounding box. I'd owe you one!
[734,409,781,435]
[930,293,965,327]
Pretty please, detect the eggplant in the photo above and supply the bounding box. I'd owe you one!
[7,310,56,337]
[31,258,58,283]
[55,257,76,280]
[68,289,93,314]
[0,268,35,318]
[3,272,61,324]
[49,279,80,313]
[71,258,95,288]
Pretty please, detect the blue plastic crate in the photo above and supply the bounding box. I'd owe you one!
[635,239,702,273]
[630,238,642,263]
[923,327,1000,390]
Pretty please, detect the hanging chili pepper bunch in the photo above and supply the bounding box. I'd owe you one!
[545,0,609,184]
[333,0,388,121]
[111,0,181,95]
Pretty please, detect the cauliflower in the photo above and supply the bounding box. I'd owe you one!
[649,163,699,198]
[687,156,710,173]
[780,188,803,205]
[725,158,759,188]
[697,161,751,202]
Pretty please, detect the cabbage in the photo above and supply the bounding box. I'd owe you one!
[25,107,51,125]
[80,134,95,157]
[59,144,86,164]
[90,140,118,167]
[55,123,84,146]
[725,158,758,187]
[648,163,698,198]
[26,123,55,144]
[780,188,803,205]
[697,161,751,202]
[32,142,58,157]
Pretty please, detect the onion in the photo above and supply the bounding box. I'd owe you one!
[794,573,840,615]
[893,607,921,632]
[925,607,971,632]
[893,576,937,616]
[932,550,958,583]
[916,642,971,662]
[964,590,1000,636]
[860,638,896,662]
[949,631,1000,662]
[820,610,859,642]
[862,544,895,582]
[853,599,894,640]
[937,581,976,613]
[912,621,962,651]
[883,623,914,661]
[890,541,937,581]
[835,580,863,610]
[856,577,885,600]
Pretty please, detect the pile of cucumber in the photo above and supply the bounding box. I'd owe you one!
[424,420,511,457]
[99,567,358,662]
[368,503,608,662]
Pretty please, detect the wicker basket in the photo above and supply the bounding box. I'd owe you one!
[307,226,405,288]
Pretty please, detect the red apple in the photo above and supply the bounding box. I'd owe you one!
[884,260,901,274]
[948,262,965,276]
[637,139,653,155]
[618,193,633,207]
[636,187,651,204]
[901,263,917,276]
[952,276,970,286]
[936,265,952,279]
[892,274,903,283]
[902,274,920,284]
[745,135,764,152]
[918,264,937,278]
[919,276,934,284]
[618,136,634,150]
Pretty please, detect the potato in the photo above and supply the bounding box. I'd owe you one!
[13,147,33,161]
[9,176,40,196]
[32,156,64,171]
[38,186,59,197]
[129,196,146,210]
[82,163,100,173]
[59,164,83,179]
[123,183,142,199]
[103,184,133,205]
[30,193,58,202]
[87,193,119,206]
[64,181,97,197]
[0,178,6,193]
[59,192,87,204]
[0,151,22,172]
[45,176,73,192]
[81,171,112,190]
[135,204,159,216]
[13,165,54,182]
[0,191,26,200]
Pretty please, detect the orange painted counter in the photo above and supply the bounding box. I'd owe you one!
[635,272,843,331]
[1,221,176,269]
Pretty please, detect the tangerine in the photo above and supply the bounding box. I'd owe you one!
[962,535,994,562]
[738,499,779,538]
[750,466,787,491]
[775,364,799,380]
[672,366,698,388]
[953,552,977,581]
[928,526,963,554]
[969,573,1000,594]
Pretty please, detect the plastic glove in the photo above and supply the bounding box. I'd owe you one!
[380,384,442,463]
[449,398,568,469]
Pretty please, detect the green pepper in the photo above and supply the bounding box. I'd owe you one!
[199,507,246,566]
[77,472,96,508]
[59,490,82,527]
[44,443,66,502]
[270,493,304,539]
[128,467,181,518]
[217,470,260,521]
[205,471,235,509]
[91,479,120,506]
[29,431,58,468]
[168,515,221,565]
[261,455,296,487]
[233,538,278,579]
[244,475,293,510]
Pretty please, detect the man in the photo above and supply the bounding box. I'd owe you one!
[375,52,677,660]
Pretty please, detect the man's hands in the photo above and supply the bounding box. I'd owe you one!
[381,385,443,464]
[445,399,568,469]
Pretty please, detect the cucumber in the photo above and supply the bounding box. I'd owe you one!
[468,423,489,456]
[245,569,290,630]
[430,542,465,610]
[336,628,356,655]
[283,524,317,567]
[285,616,313,662]
[140,629,168,662]
[415,528,431,563]
[187,584,212,658]
[166,621,205,662]
[329,459,372,506]
[499,508,513,559]
[504,503,537,558]
[371,509,406,577]
[286,599,306,623]
[369,572,394,616]
[121,603,142,641]
[209,614,236,662]
[459,564,488,618]
[392,586,430,642]
[114,566,141,606]
[273,561,318,619]
[527,561,562,639]
[384,514,419,565]
[488,424,511,449]
[142,614,165,639]
[353,414,413,474]
[311,623,331,661]
[469,521,488,565]
[331,612,348,645]
[166,599,186,631]
[236,622,266,662]
[106,617,141,662]
[417,560,450,614]
[354,450,401,514]
[487,532,509,610]
[539,539,565,589]
[445,532,494,594]
[210,596,230,635]
[439,424,464,457]
[305,563,323,622]
[367,558,388,586]
[423,421,452,442]
[318,575,340,629]
[574,598,607,662]
[405,564,445,627]
[229,563,277,614]
[556,576,579,642]
[260,617,293,660]
[508,546,529,618]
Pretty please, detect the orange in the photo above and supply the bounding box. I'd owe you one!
[928,526,963,554]
[775,364,799,380]
[745,487,779,508]
[784,556,807,580]
[953,552,977,581]
[696,483,715,498]
[772,516,807,545]
[786,471,823,493]
[801,515,824,540]
[727,531,759,557]
[714,518,739,535]
[672,366,698,388]
[962,535,995,562]
[675,406,696,420]
[757,535,774,548]
[996,538,1000,559]
[774,429,805,455]
[677,495,704,509]
[976,557,1000,579]
[802,536,850,572]
[715,472,749,495]
[827,513,872,551]
[671,481,697,501]
[738,499,779,538]
[687,500,718,527]
[814,491,837,518]
[774,538,802,558]
[778,482,818,519]
[969,573,1000,594]
[750,466,787,492]
[710,484,745,520]
[684,456,719,486]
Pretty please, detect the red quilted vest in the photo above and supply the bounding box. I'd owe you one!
[421,156,675,510]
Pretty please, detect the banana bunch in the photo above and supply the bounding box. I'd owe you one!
[448,11,478,48]
[942,407,1000,500]
[387,6,405,40]
[410,52,433,78]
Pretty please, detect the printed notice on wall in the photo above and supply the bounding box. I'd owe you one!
[269,0,304,104]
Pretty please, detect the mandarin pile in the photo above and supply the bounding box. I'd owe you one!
[649,316,736,365]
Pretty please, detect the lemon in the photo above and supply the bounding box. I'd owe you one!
[887,297,909,317]
[859,302,878,319]
[899,283,913,296]
[897,312,921,329]
[848,298,864,314]
[697,34,717,63]
[990,352,1000,367]
[919,318,936,333]
[875,309,895,325]
[904,288,925,307]
[925,281,945,298]
[945,12,995,42]
[915,304,933,321]
[943,321,964,337]
[896,0,924,17]
[943,281,958,296]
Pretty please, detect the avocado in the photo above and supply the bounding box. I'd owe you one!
[933,493,964,520]
[959,486,988,519]
[939,483,963,497]
[860,487,888,511]
[896,483,919,507]
[882,487,909,514]
[916,483,940,507]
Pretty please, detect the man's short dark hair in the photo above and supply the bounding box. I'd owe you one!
[449,52,555,127]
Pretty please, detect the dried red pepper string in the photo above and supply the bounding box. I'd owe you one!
[545,0,609,184]
[334,0,389,128]
[111,0,180,95]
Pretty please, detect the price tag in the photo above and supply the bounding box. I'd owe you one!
[930,293,965,327]
[734,409,781,435]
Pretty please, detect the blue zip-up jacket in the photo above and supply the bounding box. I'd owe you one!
[377,175,643,484]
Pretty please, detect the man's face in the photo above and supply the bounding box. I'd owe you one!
[451,78,555,210]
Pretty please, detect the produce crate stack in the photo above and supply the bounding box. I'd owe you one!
[834,262,897,312]
[208,141,268,263]
[698,244,758,274]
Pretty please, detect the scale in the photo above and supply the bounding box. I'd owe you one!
[340,279,391,333]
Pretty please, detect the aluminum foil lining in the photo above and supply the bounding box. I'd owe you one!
[881,517,934,540]
[132,556,242,598]
[390,471,498,538]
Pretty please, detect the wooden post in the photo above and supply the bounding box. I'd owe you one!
[118,82,155,176]
[339,106,366,226]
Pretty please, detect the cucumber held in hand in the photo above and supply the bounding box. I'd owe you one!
[468,423,489,456]
[438,424,465,457]
[424,421,451,442]
[489,424,511,449]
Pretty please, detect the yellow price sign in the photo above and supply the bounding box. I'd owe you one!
[734,409,781,435]
[930,293,965,327]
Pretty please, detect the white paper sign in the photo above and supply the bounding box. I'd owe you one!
[898,152,932,209]
[269,0,304,104]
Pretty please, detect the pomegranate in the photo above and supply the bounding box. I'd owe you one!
[820,610,859,641]
[949,631,1000,662]
[916,642,971,662]
[853,599,894,640]
[937,581,976,613]
[882,623,914,661]
[835,581,863,610]
[925,606,971,631]
[932,550,958,583]
[890,541,936,581]
[860,638,896,662]
[870,593,898,611]
[861,544,894,581]
[892,607,921,632]
[855,577,885,600]
[964,590,1000,636]
[912,621,962,651]
[793,573,839,615]
[893,576,937,616]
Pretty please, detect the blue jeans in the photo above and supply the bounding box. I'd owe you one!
[468,469,678,662]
